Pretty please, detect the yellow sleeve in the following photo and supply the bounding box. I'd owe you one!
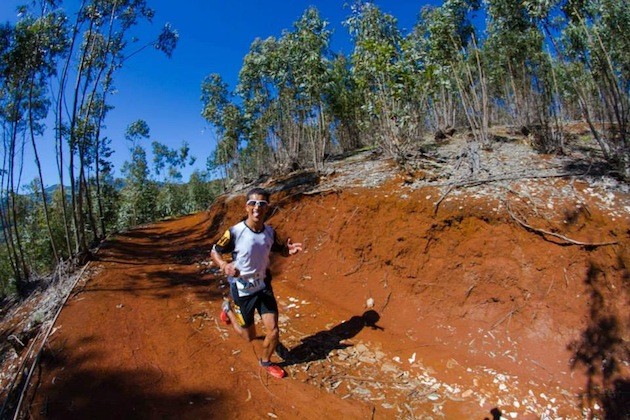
[214,229,233,253]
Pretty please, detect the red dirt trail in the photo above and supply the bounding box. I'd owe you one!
[11,167,630,419]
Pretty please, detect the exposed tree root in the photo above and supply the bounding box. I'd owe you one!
[505,201,618,247]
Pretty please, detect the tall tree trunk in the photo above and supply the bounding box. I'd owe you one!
[81,168,98,246]
[68,20,95,255]
[28,82,60,263]
[54,4,86,259]
[93,111,107,239]
[6,103,29,292]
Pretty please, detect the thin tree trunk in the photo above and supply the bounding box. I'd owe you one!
[28,82,59,263]
[54,2,87,259]
[0,147,21,283]
[68,20,95,255]
[81,168,98,246]
[6,99,29,289]
[93,108,107,239]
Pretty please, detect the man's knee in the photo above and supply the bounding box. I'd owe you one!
[237,325,256,342]
[267,326,279,340]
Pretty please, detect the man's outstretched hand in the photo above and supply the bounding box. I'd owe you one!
[287,238,303,255]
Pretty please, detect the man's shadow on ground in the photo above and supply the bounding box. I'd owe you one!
[279,310,383,367]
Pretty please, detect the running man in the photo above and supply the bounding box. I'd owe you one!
[210,187,302,378]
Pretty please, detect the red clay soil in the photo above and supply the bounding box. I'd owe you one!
[8,157,630,419]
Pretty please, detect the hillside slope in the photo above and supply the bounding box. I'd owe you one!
[3,137,630,419]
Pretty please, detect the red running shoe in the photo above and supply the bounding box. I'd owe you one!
[260,360,286,379]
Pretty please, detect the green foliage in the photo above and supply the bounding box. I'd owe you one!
[155,23,178,58]
[117,121,199,229]
[155,183,187,218]
[186,170,219,213]
[416,0,478,66]
[125,119,151,144]
[224,7,336,174]
[326,54,363,151]
[20,182,56,273]
[49,186,75,260]
[0,0,186,296]
[116,180,159,230]
[201,73,243,178]
[344,2,433,158]
[0,244,17,298]
[201,73,230,126]
[558,0,630,176]
[346,2,402,98]
[152,141,195,182]
[484,0,547,126]
[117,132,157,228]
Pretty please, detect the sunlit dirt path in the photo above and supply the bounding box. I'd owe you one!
[20,168,630,419]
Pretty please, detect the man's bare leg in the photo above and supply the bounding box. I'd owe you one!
[225,309,256,341]
[260,312,279,362]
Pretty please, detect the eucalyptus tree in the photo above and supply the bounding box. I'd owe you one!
[404,17,453,132]
[393,23,434,152]
[90,137,119,236]
[560,0,629,178]
[235,37,276,178]
[0,22,24,287]
[416,0,491,173]
[248,34,302,172]
[411,1,478,131]
[50,0,178,257]
[327,53,363,152]
[236,7,333,176]
[152,140,195,217]
[0,0,177,285]
[201,73,243,183]
[283,7,332,171]
[484,0,553,142]
[20,180,56,273]
[345,1,425,160]
[186,169,218,214]
[0,8,68,293]
[117,119,157,229]
[152,141,194,183]
[232,35,281,177]
[22,11,67,264]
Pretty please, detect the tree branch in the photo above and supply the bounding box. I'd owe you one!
[506,202,618,247]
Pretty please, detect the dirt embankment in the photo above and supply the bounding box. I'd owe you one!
[1,142,629,419]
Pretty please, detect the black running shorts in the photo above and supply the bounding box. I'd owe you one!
[230,283,278,328]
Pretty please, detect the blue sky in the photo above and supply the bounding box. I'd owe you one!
[1,1,436,187]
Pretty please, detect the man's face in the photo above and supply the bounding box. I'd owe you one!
[245,193,269,224]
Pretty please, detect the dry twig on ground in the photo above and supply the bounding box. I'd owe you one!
[505,201,618,247]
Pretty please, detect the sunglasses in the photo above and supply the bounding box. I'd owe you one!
[246,199,269,208]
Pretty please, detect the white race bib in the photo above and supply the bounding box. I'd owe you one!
[235,276,265,297]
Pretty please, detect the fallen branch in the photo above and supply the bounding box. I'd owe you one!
[433,170,579,214]
[380,291,392,313]
[506,202,618,247]
[6,261,93,420]
[529,358,553,376]
[343,260,363,276]
[437,170,587,190]
[303,187,340,196]
[433,185,455,215]
[343,256,377,276]
[491,305,520,330]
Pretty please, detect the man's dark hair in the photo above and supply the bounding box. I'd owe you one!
[247,187,270,201]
